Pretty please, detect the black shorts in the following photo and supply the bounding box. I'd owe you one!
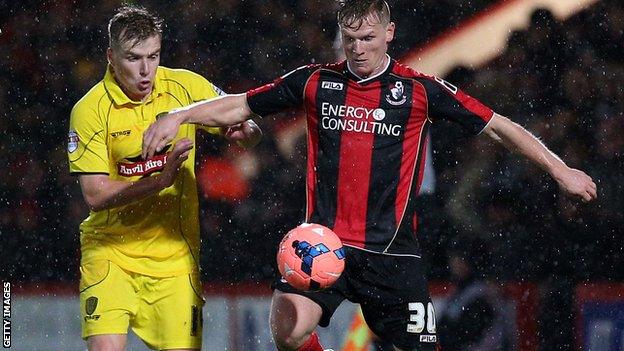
[272,246,438,350]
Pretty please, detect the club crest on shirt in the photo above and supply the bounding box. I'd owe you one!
[67,130,79,153]
[386,81,407,106]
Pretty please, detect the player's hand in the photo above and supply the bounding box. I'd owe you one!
[222,120,262,148]
[554,167,597,202]
[157,138,193,188]
[143,112,183,160]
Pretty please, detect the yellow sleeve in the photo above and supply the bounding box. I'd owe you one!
[68,100,109,174]
[184,70,226,136]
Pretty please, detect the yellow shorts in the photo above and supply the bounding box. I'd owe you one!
[79,260,204,350]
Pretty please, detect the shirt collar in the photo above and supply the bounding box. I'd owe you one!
[345,54,393,83]
[103,65,164,105]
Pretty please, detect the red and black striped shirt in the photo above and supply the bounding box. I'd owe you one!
[247,58,493,256]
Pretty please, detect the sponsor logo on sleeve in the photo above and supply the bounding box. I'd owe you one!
[84,296,100,321]
[213,85,227,96]
[67,130,79,153]
[434,76,458,94]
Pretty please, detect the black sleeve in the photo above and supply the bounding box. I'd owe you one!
[418,76,494,135]
[246,65,318,117]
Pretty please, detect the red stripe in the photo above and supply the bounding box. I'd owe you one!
[395,81,428,227]
[246,77,283,98]
[305,73,321,220]
[333,82,381,248]
[455,89,494,123]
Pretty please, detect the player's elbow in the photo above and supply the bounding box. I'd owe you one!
[83,193,107,212]
[483,126,501,142]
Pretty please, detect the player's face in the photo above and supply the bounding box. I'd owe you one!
[107,34,161,102]
[341,14,395,79]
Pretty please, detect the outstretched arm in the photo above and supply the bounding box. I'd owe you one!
[142,94,252,158]
[483,113,597,202]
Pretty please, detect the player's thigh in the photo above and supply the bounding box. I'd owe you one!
[133,272,204,351]
[80,260,137,340]
[86,334,127,351]
[355,254,438,351]
[270,290,323,340]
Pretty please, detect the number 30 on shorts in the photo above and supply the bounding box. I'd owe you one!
[407,302,436,334]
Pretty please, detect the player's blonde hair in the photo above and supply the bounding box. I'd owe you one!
[108,5,163,51]
[337,0,391,29]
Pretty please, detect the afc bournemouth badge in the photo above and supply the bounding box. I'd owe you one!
[67,130,79,153]
[386,81,407,106]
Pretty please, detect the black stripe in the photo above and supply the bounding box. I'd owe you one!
[68,130,105,163]
[309,70,348,229]
[103,100,113,227]
[364,76,414,250]
[387,121,429,255]
[162,78,193,103]
[163,91,185,107]
[177,124,201,270]
[415,77,487,134]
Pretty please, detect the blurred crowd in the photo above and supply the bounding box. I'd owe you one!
[1,0,622,323]
[0,0,493,282]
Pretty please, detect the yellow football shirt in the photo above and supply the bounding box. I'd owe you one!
[68,66,221,277]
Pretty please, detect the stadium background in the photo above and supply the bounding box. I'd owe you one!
[1,0,623,350]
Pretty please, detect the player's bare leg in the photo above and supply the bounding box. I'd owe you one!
[270,290,323,350]
[87,334,126,351]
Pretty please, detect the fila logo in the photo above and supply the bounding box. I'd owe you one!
[321,81,344,90]
[420,335,437,343]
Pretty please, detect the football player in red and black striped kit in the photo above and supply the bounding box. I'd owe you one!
[143,1,597,350]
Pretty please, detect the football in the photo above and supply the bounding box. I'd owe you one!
[276,223,346,291]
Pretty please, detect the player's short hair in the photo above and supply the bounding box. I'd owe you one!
[108,5,163,51]
[337,0,391,29]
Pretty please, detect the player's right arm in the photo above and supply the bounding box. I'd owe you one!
[78,139,192,211]
[483,113,597,202]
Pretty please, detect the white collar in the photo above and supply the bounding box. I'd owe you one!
[346,54,391,83]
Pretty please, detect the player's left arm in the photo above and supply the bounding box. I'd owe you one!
[200,81,263,149]
[483,113,597,202]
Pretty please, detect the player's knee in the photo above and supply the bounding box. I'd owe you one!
[269,304,314,350]
[270,292,322,350]
[271,328,313,351]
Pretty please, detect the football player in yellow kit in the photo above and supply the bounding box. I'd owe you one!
[68,5,261,351]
